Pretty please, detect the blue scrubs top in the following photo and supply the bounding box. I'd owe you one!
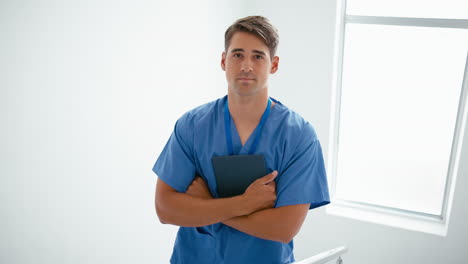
[153,96,330,264]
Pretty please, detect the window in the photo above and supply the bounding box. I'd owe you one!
[327,0,468,235]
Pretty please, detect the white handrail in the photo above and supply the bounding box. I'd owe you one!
[292,246,348,264]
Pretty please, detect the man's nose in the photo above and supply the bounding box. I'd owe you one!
[241,59,253,72]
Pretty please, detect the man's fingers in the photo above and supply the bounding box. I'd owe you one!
[268,180,276,188]
[260,170,278,184]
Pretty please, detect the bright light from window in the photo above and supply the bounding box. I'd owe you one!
[336,24,468,215]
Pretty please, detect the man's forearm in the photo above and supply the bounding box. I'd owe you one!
[156,190,251,227]
[222,204,309,243]
[156,171,277,228]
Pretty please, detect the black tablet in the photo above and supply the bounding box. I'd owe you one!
[211,154,267,198]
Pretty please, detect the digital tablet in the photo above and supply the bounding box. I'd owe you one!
[211,154,267,198]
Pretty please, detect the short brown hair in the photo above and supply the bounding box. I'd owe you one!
[224,16,279,60]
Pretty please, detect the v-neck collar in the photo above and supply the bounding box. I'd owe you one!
[230,118,252,155]
[226,98,278,155]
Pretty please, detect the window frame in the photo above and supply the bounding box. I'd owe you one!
[327,0,468,236]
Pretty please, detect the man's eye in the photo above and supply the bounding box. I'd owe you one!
[255,55,263,60]
[233,53,242,58]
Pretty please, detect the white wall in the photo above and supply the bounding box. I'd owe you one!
[1,0,241,263]
[245,1,468,263]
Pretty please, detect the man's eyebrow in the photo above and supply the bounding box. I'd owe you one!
[230,48,244,53]
[252,50,266,56]
[230,48,267,56]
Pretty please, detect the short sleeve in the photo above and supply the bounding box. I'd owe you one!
[152,114,196,193]
[275,123,330,210]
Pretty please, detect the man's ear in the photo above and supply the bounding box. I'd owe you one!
[270,56,279,74]
[221,51,226,71]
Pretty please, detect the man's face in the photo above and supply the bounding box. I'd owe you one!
[221,32,279,97]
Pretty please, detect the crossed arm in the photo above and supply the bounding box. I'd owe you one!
[155,174,310,244]
[221,203,309,244]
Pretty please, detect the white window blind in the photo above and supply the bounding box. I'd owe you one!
[347,0,468,19]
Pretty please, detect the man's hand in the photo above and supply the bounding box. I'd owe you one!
[242,171,278,213]
[186,175,213,199]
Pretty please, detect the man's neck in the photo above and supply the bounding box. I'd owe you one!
[227,90,273,126]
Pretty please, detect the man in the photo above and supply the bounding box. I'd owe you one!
[153,16,330,264]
